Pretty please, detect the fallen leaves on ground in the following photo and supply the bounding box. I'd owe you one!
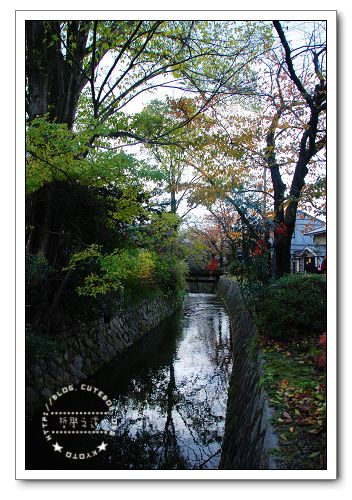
[259,336,327,469]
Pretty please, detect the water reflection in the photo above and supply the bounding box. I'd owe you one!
[95,293,232,470]
[26,293,232,470]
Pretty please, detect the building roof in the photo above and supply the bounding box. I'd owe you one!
[297,245,327,257]
[305,226,327,236]
[297,210,325,224]
[296,210,326,224]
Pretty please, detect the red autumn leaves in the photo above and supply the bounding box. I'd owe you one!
[317,332,327,370]
[254,222,288,256]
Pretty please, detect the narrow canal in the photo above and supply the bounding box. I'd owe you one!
[26,293,233,470]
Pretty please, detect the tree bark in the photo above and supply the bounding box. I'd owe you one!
[266,22,326,278]
[26,21,90,127]
[26,21,92,267]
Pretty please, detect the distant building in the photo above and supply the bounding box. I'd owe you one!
[291,212,326,273]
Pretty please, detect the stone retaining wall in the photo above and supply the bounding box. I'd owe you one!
[26,294,178,418]
[215,276,278,469]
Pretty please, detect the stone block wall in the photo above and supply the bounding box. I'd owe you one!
[215,276,278,469]
[26,294,178,418]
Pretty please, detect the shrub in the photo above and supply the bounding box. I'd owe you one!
[26,253,53,321]
[72,247,155,298]
[26,327,59,361]
[153,254,188,294]
[66,245,187,303]
[256,273,327,340]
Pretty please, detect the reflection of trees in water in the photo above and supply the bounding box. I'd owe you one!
[102,362,187,469]
[98,295,232,469]
[174,371,226,466]
[211,312,233,381]
[170,302,232,468]
[163,362,179,467]
[193,308,232,391]
[104,366,228,469]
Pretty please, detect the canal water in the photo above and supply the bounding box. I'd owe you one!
[26,293,233,470]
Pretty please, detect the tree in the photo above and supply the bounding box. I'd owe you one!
[26,20,313,331]
[26,20,272,261]
[184,21,326,278]
[266,21,326,276]
[181,120,269,248]
[133,97,215,216]
[27,20,258,329]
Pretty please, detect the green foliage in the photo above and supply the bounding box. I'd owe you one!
[181,233,210,270]
[66,246,152,298]
[25,176,152,329]
[153,254,188,294]
[26,253,52,283]
[256,274,327,340]
[248,333,259,361]
[26,254,52,311]
[110,185,147,224]
[26,328,59,361]
[26,117,89,193]
[66,241,187,302]
[132,99,173,139]
[234,253,271,288]
[138,213,184,257]
[26,116,150,199]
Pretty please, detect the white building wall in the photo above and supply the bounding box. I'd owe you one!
[291,213,325,257]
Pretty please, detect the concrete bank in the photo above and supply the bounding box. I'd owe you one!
[215,276,278,469]
[26,293,179,418]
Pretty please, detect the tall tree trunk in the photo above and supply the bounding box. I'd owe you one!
[271,20,326,278]
[169,160,178,214]
[26,21,91,268]
[273,229,293,277]
[170,189,177,214]
[265,109,291,277]
[26,21,90,126]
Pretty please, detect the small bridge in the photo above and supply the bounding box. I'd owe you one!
[185,270,224,293]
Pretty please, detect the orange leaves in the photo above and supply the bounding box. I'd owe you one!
[260,334,327,468]
[274,382,326,438]
[228,231,242,241]
[279,378,289,390]
[168,96,216,131]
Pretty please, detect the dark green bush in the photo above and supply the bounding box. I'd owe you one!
[255,273,327,340]
[26,328,59,361]
[26,253,52,283]
[26,253,53,322]
[153,254,188,294]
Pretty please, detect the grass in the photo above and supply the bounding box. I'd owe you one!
[259,335,327,470]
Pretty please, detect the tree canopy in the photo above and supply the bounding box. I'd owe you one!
[25,19,327,333]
